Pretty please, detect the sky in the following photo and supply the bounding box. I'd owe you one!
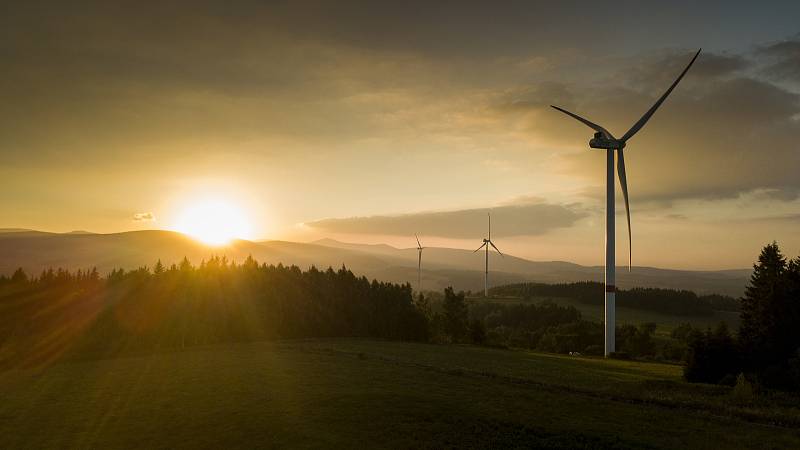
[2,1,800,269]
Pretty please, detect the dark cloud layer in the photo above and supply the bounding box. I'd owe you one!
[3,1,800,167]
[496,49,800,202]
[305,201,586,238]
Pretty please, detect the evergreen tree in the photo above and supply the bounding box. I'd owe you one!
[11,267,27,283]
[414,292,432,322]
[442,287,468,342]
[179,257,193,272]
[684,322,739,384]
[468,319,487,345]
[739,242,790,368]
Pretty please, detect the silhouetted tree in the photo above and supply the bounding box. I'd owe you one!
[618,322,656,357]
[739,242,794,369]
[11,268,27,283]
[468,319,487,345]
[153,260,165,275]
[442,287,468,342]
[684,322,740,384]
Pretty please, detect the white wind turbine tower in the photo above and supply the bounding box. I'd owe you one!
[415,234,425,293]
[551,49,701,357]
[474,212,503,298]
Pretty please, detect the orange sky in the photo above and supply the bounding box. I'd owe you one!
[2,1,800,269]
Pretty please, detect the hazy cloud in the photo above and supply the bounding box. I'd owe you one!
[757,36,800,81]
[133,212,155,222]
[305,200,586,238]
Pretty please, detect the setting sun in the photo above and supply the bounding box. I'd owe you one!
[173,198,253,245]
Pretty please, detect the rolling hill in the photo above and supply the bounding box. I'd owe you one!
[0,229,750,296]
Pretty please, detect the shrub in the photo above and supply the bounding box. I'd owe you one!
[536,333,559,353]
[657,338,688,362]
[468,319,487,345]
[730,373,756,405]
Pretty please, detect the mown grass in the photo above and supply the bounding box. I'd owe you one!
[0,339,798,449]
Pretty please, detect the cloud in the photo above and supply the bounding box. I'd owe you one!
[132,212,155,222]
[757,36,800,82]
[488,49,800,203]
[305,199,586,238]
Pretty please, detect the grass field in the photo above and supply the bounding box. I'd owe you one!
[471,296,740,336]
[1,339,798,449]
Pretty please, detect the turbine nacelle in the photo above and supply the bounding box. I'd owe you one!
[589,132,625,150]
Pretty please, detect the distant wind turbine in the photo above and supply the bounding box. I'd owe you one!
[550,49,701,356]
[415,234,425,293]
[474,212,503,297]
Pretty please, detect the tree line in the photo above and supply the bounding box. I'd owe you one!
[490,281,739,316]
[0,256,428,368]
[421,289,664,359]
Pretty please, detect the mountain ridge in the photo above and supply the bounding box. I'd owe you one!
[0,229,750,296]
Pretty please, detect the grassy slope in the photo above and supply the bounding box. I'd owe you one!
[472,296,740,335]
[0,339,798,449]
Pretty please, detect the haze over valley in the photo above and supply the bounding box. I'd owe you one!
[0,229,750,296]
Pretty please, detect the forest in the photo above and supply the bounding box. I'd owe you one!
[0,257,428,368]
[490,281,740,316]
[1,243,798,391]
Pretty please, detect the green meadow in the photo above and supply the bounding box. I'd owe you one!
[1,339,798,449]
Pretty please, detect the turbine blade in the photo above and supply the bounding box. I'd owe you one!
[617,148,632,271]
[415,234,422,248]
[489,241,504,257]
[620,49,701,142]
[550,105,615,139]
[474,242,487,253]
[488,212,491,240]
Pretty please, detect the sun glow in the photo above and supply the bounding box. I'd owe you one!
[173,198,253,245]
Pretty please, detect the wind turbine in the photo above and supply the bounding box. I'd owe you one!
[474,212,503,297]
[550,49,700,357]
[415,234,425,293]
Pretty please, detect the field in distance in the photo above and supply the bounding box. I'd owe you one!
[1,339,798,449]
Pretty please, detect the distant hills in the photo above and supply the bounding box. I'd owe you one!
[0,229,750,296]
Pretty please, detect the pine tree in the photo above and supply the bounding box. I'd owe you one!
[739,242,789,369]
[179,257,193,272]
[11,267,27,283]
[442,287,468,342]
[153,259,165,275]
